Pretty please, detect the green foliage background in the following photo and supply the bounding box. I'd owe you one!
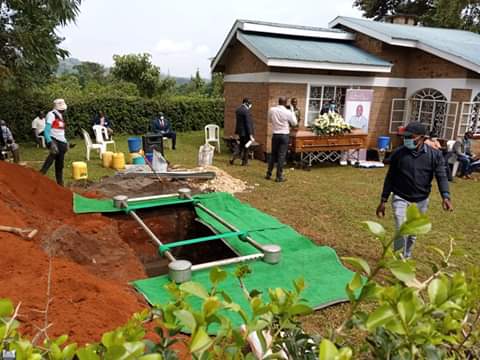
[1,92,224,141]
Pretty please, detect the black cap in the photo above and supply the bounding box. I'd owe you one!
[402,122,427,136]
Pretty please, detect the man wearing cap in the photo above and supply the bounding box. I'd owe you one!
[40,99,69,186]
[376,121,453,259]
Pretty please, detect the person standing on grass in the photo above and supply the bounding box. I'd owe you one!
[265,96,297,182]
[31,111,46,146]
[376,121,453,259]
[40,99,70,186]
[230,98,254,166]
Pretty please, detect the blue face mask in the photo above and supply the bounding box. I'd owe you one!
[404,138,417,150]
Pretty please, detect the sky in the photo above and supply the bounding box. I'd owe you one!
[58,0,362,79]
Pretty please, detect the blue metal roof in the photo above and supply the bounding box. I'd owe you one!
[334,16,480,70]
[238,32,391,67]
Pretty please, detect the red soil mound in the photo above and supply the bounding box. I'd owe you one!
[0,161,147,343]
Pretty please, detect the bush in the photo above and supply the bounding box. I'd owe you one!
[0,92,224,141]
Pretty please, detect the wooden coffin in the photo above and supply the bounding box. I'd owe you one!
[290,129,368,153]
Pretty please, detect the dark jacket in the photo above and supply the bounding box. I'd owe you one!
[151,117,173,133]
[381,144,450,203]
[235,104,254,137]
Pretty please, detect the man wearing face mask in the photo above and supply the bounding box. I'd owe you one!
[230,98,254,166]
[376,122,453,259]
[40,99,69,186]
[151,112,176,150]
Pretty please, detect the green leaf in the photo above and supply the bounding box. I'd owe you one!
[138,355,163,360]
[179,282,209,299]
[406,204,421,221]
[366,304,396,331]
[338,347,353,360]
[388,260,416,284]
[62,344,78,360]
[0,299,14,317]
[288,303,312,316]
[76,346,100,360]
[399,218,431,236]
[342,257,371,276]
[293,278,306,293]
[397,297,416,324]
[190,326,213,354]
[202,297,221,318]
[348,273,363,292]
[209,267,227,286]
[362,221,386,238]
[174,309,197,332]
[318,339,339,360]
[428,278,448,306]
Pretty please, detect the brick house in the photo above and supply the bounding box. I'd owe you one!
[211,17,480,158]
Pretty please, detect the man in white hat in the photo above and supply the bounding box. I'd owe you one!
[40,99,69,185]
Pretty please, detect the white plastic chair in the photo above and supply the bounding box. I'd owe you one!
[446,140,460,177]
[37,135,46,148]
[82,129,105,160]
[205,124,220,153]
[92,125,116,152]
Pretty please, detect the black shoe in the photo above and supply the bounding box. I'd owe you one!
[241,161,248,166]
[265,174,271,180]
[229,159,234,165]
[275,177,286,183]
[69,143,76,149]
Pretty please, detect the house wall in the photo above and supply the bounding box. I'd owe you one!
[223,82,270,157]
[222,41,268,75]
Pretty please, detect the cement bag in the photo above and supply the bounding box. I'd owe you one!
[152,149,168,172]
[198,143,214,166]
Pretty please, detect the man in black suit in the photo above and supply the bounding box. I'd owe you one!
[151,112,176,150]
[230,98,254,166]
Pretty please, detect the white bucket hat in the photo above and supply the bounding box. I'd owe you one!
[53,98,67,111]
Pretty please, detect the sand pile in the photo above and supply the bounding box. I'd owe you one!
[0,161,146,344]
[193,165,249,194]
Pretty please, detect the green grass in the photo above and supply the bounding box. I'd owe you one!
[19,131,480,333]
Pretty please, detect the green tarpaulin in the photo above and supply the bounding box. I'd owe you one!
[73,191,355,331]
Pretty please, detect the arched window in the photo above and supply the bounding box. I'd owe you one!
[410,88,447,135]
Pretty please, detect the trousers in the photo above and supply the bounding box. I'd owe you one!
[392,194,429,258]
[40,139,68,186]
[267,134,289,180]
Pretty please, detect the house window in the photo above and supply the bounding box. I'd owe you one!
[306,85,351,126]
[410,88,447,134]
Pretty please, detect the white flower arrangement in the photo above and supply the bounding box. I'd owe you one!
[310,112,352,136]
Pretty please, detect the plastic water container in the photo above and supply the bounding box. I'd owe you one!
[72,161,88,180]
[198,143,214,166]
[102,151,114,168]
[129,152,142,164]
[127,137,142,153]
[132,156,145,165]
[145,153,153,164]
[377,136,391,150]
[112,152,126,170]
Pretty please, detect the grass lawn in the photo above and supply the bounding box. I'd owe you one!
[19,131,480,334]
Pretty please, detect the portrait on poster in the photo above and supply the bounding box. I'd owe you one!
[344,89,374,133]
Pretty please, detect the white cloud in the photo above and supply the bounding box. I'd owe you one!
[195,44,210,54]
[154,39,193,54]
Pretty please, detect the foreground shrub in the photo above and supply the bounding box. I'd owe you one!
[1,207,478,359]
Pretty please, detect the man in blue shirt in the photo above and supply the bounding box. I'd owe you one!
[376,122,453,258]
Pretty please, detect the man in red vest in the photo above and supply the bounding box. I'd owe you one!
[40,99,69,186]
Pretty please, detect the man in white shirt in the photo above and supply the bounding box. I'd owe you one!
[348,104,368,132]
[32,111,46,146]
[265,96,297,182]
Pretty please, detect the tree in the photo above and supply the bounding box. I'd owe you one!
[354,0,480,33]
[73,61,107,87]
[353,0,433,21]
[0,0,82,87]
[208,72,224,98]
[111,53,161,97]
